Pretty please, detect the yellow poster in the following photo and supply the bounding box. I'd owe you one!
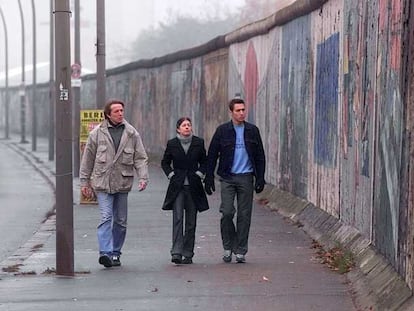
[80,109,104,204]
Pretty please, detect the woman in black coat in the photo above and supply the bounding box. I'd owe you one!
[161,117,209,264]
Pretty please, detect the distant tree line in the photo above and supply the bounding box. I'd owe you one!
[130,15,240,60]
[107,0,281,64]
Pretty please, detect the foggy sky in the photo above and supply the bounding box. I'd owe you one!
[0,0,245,86]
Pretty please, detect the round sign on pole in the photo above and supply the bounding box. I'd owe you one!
[71,63,81,79]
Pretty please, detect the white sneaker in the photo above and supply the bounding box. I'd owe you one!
[235,254,246,263]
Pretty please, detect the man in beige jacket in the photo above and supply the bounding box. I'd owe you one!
[80,99,149,268]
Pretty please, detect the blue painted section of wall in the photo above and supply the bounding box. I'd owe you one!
[314,33,339,168]
[279,17,311,198]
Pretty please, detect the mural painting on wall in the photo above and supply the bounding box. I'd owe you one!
[314,32,340,168]
[370,0,406,270]
[79,109,104,205]
[202,56,228,136]
[278,19,311,198]
[244,42,259,123]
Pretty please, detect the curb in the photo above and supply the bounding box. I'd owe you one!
[0,140,56,276]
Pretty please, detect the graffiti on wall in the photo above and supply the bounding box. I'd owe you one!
[1,0,413,288]
[279,17,311,198]
[314,32,339,168]
[244,42,259,123]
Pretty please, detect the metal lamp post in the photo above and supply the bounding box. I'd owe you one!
[18,0,28,144]
[73,0,81,177]
[54,0,74,276]
[31,0,37,151]
[96,0,105,108]
[0,6,9,140]
[49,0,55,161]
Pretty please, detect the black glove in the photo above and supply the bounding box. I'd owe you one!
[255,179,265,194]
[204,176,215,195]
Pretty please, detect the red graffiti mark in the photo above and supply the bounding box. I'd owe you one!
[390,0,402,70]
[244,42,259,121]
[378,0,387,32]
[343,90,349,159]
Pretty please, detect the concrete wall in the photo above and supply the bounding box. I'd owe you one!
[1,0,413,305]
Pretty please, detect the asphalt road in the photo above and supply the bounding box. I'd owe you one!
[0,141,54,263]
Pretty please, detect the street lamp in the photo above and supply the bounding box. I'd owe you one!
[18,0,28,144]
[49,0,55,161]
[31,0,37,151]
[96,0,105,108]
[73,0,81,177]
[54,0,74,276]
[0,5,9,140]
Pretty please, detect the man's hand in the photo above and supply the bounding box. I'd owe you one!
[138,181,147,191]
[204,176,215,195]
[255,179,265,194]
[81,185,95,200]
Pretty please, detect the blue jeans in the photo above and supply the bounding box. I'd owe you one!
[96,192,128,256]
[219,174,254,255]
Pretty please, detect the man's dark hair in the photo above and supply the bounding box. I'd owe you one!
[229,98,245,111]
[104,99,124,119]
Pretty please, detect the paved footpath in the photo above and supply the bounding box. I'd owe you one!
[0,136,357,311]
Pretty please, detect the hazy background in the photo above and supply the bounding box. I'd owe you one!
[0,0,290,86]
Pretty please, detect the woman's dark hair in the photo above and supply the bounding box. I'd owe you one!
[228,98,245,111]
[176,117,192,129]
[103,98,124,119]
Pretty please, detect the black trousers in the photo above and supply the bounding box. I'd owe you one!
[171,186,197,258]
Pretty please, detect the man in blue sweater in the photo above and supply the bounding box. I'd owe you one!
[205,97,266,263]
